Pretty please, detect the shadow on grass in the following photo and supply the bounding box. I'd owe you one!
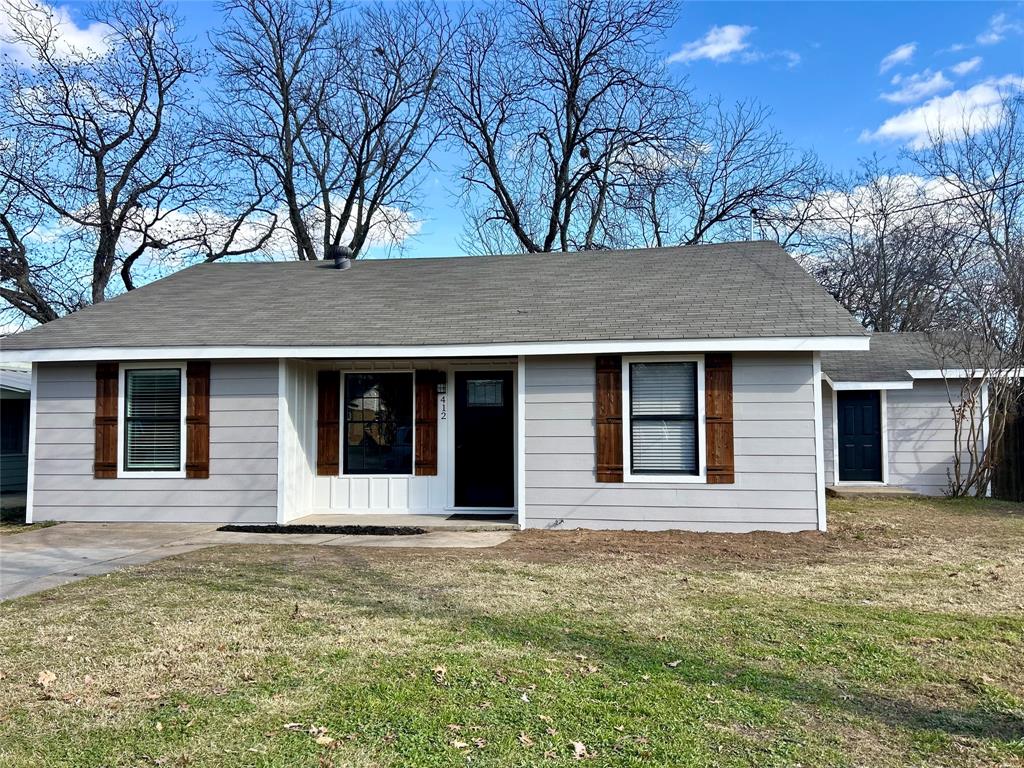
[312,552,1024,746]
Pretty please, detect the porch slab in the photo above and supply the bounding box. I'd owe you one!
[1,522,514,600]
[287,513,519,531]
[826,485,922,499]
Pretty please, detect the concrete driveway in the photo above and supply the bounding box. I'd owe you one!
[0,523,512,601]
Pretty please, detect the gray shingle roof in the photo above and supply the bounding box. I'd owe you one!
[821,332,942,382]
[2,242,867,352]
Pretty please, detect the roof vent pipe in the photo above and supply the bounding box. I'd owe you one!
[327,244,352,270]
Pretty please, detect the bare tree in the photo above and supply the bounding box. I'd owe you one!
[211,0,453,261]
[912,92,1024,346]
[442,0,693,254]
[0,0,214,321]
[908,93,1024,497]
[930,325,1023,498]
[623,100,824,247]
[799,159,974,332]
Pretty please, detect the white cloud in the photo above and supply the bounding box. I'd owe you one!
[881,69,952,104]
[667,25,754,64]
[666,25,799,68]
[861,75,1024,149]
[879,42,916,73]
[0,1,109,65]
[950,57,982,76]
[976,12,1022,46]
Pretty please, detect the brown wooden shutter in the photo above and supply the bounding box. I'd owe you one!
[185,361,211,479]
[317,370,341,476]
[414,370,442,476]
[705,353,735,484]
[595,355,623,482]
[94,362,118,478]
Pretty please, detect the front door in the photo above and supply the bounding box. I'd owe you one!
[837,391,883,482]
[454,371,515,508]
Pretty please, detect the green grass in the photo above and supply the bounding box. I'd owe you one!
[1,497,1022,767]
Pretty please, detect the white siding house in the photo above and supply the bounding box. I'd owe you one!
[5,242,888,532]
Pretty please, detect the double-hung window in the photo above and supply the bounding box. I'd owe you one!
[624,357,705,481]
[122,366,185,473]
[344,372,414,475]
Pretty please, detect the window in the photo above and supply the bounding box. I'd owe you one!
[466,378,504,407]
[626,359,703,479]
[344,372,413,474]
[0,398,29,454]
[123,367,183,472]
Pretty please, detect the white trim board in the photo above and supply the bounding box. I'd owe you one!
[829,380,913,390]
[24,364,37,524]
[812,352,827,532]
[516,355,527,529]
[2,335,872,363]
[909,368,1024,379]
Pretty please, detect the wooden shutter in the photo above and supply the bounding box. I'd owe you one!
[595,355,623,482]
[185,361,211,479]
[94,362,118,478]
[705,353,735,484]
[317,370,341,476]
[414,370,442,476]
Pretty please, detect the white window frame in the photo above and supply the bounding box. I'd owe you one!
[622,354,707,484]
[117,361,187,479]
[339,368,416,479]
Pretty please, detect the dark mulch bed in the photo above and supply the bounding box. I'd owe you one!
[216,524,427,536]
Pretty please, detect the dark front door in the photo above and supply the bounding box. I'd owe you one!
[454,371,515,508]
[837,391,883,482]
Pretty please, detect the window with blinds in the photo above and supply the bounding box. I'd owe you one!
[124,368,182,472]
[629,362,698,475]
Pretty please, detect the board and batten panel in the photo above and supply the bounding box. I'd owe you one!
[524,353,819,532]
[886,380,964,495]
[307,359,514,514]
[279,360,317,522]
[32,360,278,522]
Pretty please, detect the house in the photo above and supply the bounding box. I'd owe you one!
[6,240,968,534]
[821,332,987,495]
[1,365,32,498]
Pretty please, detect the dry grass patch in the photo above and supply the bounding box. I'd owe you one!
[0,497,1022,767]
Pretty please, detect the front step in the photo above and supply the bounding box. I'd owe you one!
[826,485,921,499]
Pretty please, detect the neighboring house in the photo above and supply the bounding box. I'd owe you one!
[821,332,991,496]
[4,242,896,532]
[1,365,32,496]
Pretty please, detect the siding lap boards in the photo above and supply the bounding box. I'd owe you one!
[33,360,278,523]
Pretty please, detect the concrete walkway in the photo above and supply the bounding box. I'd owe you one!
[0,523,513,601]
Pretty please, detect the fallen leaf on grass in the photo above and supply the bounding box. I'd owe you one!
[572,741,595,759]
[314,735,336,747]
[432,665,448,686]
[518,732,534,747]
[666,660,681,668]
[36,671,56,689]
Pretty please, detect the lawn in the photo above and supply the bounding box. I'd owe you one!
[1,498,1022,767]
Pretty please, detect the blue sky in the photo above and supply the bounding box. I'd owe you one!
[409,1,1021,258]
[16,1,1024,259]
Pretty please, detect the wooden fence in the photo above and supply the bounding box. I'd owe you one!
[993,402,1023,502]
